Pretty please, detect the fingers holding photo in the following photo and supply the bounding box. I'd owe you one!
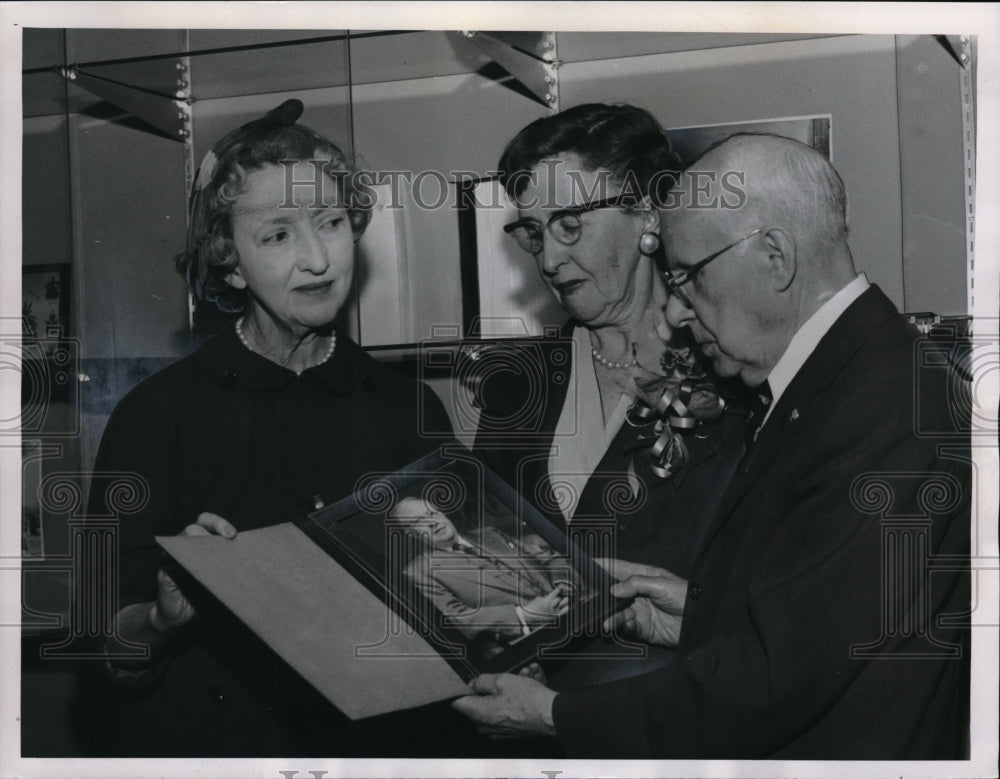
[594,556,673,582]
[451,672,557,739]
[184,511,238,538]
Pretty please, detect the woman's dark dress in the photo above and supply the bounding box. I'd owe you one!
[89,325,475,756]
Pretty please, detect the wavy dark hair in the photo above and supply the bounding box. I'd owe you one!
[176,116,372,313]
[496,102,682,205]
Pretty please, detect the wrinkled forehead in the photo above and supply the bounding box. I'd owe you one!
[659,200,732,268]
[661,167,746,245]
[233,158,347,214]
[659,200,701,243]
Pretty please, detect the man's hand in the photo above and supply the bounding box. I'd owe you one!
[152,512,237,632]
[451,673,557,739]
[596,557,688,648]
[521,584,569,625]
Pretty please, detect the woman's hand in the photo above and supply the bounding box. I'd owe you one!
[596,557,687,648]
[520,584,570,625]
[151,512,237,632]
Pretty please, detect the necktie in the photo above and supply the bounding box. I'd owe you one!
[744,381,773,451]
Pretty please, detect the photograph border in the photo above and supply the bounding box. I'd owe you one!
[2,4,998,779]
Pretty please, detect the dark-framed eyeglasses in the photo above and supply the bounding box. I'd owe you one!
[664,228,763,308]
[503,195,631,255]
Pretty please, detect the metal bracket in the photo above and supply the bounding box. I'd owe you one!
[461,31,559,110]
[56,61,191,142]
[937,35,972,69]
[931,35,977,315]
[957,41,976,317]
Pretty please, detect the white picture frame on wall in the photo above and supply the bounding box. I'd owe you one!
[465,177,567,338]
[351,181,410,346]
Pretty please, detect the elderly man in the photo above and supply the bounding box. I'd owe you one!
[453,133,970,759]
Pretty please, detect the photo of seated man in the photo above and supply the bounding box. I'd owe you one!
[389,496,583,645]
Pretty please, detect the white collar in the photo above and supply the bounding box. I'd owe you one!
[763,274,870,425]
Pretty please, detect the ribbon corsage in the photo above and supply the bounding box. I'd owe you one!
[626,346,725,479]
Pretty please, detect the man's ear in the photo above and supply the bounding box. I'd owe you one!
[762,227,796,292]
[224,266,248,290]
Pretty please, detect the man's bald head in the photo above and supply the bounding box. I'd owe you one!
[670,133,849,258]
[660,133,858,386]
[389,497,458,549]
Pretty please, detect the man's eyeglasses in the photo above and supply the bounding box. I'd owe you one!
[664,228,763,308]
[503,195,630,255]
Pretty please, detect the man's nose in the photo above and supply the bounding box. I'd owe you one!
[665,291,695,329]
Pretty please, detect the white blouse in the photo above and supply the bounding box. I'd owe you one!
[547,326,634,521]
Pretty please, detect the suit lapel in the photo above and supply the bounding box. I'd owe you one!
[700,286,903,550]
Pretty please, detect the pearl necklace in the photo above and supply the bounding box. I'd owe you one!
[590,343,637,372]
[236,316,336,371]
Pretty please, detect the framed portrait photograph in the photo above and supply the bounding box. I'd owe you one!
[296,448,622,679]
[19,263,76,414]
[22,262,70,342]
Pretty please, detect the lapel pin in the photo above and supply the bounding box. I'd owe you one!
[789,409,800,422]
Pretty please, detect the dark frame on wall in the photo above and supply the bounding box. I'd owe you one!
[20,263,77,412]
[22,262,70,342]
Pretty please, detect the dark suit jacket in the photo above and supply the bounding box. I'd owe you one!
[473,321,746,578]
[405,527,569,638]
[551,286,971,759]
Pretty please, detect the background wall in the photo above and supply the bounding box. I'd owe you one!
[566,35,906,300]
[19,28,973,756]
[21,31,972,373]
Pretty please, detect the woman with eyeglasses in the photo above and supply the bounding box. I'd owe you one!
[474,103,746,687]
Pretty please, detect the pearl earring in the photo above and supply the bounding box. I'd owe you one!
[638,231,661,256]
